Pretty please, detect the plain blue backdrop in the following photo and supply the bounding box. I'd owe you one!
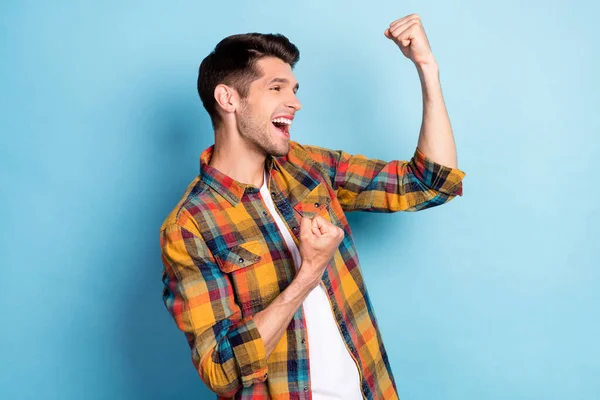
[1,1,599,399]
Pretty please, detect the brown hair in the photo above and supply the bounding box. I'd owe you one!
[197,33,300,129]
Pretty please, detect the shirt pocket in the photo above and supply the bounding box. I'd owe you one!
[213,240,274,316]
[293,182,332,219]
[214,240,262,273]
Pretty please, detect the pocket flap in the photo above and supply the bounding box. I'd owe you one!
[215,240,262,273]
[293,183,331,218]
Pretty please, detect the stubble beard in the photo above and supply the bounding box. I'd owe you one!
[238,101,289,158]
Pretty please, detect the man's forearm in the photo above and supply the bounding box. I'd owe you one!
[415,62,458,169]
[253,269,315,357]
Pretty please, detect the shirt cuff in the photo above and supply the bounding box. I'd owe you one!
[230,316,269,387]
[410,147,466,196]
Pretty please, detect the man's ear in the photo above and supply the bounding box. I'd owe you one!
[214,84,238,115]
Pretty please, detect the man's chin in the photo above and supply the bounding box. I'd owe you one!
[269,142,290,158]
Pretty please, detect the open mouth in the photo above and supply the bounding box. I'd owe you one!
[272,121,290,135]
[271,118,292,137]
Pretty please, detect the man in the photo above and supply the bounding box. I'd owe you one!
[160,14,465,400]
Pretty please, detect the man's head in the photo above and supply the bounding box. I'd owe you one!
[198,33,302,157]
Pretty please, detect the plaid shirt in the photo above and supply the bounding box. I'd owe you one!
[160,141,466,399]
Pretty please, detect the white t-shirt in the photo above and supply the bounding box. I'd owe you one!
[259,169,363,400]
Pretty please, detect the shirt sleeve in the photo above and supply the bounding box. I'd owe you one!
[295,142,466,212]
[160,220,268,396]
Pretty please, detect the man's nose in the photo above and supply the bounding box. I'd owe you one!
[286,94,302,111]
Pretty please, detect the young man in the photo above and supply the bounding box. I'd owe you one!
[160,14,465,400]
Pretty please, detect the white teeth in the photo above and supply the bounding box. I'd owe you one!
[271,117,292,125]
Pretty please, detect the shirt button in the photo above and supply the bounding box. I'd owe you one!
[263,211,268,216]
[301,339,306,344]
[314,202,320,208]
[271,192,276,198]
[238,258,244,264]
[263,372,268,378]
[303,386,309,392]
[292,227,298,233]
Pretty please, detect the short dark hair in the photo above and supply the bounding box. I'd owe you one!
[197,33,300,129]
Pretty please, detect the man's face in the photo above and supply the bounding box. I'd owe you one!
[236,57,301,157]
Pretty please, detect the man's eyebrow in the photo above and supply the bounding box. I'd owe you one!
[267,77,300,91]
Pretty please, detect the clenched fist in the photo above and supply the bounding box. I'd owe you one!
[384,14,436,66]
[296,215,345,288]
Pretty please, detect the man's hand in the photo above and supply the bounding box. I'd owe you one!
[297,215,345,288]
[385,14,436,66]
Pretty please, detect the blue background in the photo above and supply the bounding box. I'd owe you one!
[2,1,599,399]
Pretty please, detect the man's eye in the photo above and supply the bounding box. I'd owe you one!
[270,86,281,91]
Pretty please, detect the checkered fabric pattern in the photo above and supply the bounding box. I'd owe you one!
[160,141,466,399]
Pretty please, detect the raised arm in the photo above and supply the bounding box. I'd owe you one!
[385,13,459,168]
[290,15,466,213]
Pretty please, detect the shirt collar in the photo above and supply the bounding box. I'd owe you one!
[199,144,278,207]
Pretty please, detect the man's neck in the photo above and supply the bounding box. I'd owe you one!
[208,132,266,189]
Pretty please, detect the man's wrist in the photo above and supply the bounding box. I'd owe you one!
[293,266,320,291]
[416,61,439,81]
[415,58,438,71]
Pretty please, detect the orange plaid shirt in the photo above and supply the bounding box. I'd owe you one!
[160,141,466,399]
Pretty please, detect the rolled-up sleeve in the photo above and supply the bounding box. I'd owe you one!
[295,142,466,212]
[160,220,267,396]
[409,147,465,197]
